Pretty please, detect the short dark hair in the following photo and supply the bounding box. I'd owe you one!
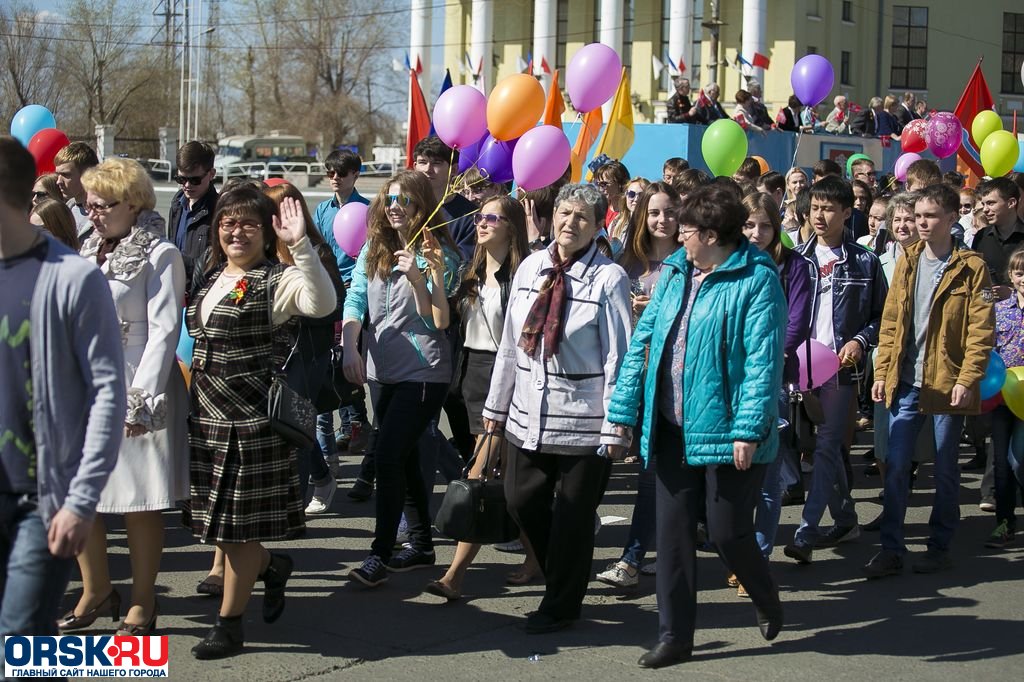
[735,89,752,105]
[794,187,812,225]
[594,160,630,187]
[521,184,558,222]
[663,157,689,173]
[976,176,1021,203]
[176,141,215,171]
[678,184,749,246]
[735,157,762,181]
[812,158,843,178]
[412,136,457,166]
[324,149,362,175]
[905,159,942,188]
[758,171,785,194]
[916,183,959,215]
[53,141,98,172]
[672,167,712,196]
[809,175,855,210]
[0,136,37,211]
[787,95,802,108]
[942,170,964,188]
[709,175,744,201]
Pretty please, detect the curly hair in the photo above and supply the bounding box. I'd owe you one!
[80,157,156,212]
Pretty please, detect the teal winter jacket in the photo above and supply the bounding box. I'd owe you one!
[606,239,786,466]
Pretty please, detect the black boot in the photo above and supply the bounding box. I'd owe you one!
[191,614,244,660]
[261,553,293,624]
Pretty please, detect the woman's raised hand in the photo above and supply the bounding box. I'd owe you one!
[274,196,307,246]
[421,228,445,273]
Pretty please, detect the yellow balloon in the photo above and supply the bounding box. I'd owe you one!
[1002,366,1024,419]
[971,110,1002,147]
[980,130,1019,178]
[486,74,545,141]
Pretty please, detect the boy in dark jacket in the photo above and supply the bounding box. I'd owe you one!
[167,141,218,291]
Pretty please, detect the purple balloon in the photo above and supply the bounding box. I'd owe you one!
[476,134,517,184]
[790,55,834,109]
[894,152,922,182]
[457,133,487,174]
[512,125,571,191]
[566,43,622,113]
[432,85,488,150]
[332,202,369,258]
[795,340,841,390]
[925,111,963,159]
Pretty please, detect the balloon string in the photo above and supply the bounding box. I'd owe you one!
[404,153,492,249]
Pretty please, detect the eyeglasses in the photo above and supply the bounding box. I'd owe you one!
[174,174,207,186]
[326,170,352,179]
[626,190,641,200]
[595,181,611,189]
[219,218,261,234]
[386,194,412,207]
[678,226,701,240]
[474,213,507,226]
[85,200,121,214]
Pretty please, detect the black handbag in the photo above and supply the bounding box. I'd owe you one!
[266,275,317,450]
[434,433,519,544]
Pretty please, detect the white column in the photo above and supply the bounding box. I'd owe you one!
[532,0,557,93]
[741,0,767,86]
[471,0,494,93]
[599,0,624,117]
[668,0,695,86]
[410,0,432,93]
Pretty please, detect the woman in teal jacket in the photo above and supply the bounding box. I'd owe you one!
[606,184,787,669]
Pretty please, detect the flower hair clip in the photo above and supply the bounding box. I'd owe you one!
[227,278,248,305]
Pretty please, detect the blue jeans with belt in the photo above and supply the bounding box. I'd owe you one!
[0,495,75,643]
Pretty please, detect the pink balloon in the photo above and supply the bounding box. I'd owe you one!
[925,111,963,159]
[432,85,488,150]
[566,43,622,113]
[512,125,571,191]
[894,152,922,182]
[332,202,369,258]
[795,340,841,390]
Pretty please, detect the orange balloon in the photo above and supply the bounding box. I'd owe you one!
[487,74,545,141]
[178,360,191,390]
[752,155,770,175]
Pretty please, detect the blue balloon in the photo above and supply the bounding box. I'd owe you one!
[980,351,1007,401]
[1013,140,1024,174]
[10,105,56,147]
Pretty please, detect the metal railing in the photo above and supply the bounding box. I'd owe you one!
[146,159,173,182]
[216,161,327,184]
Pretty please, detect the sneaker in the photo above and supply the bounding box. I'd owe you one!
[862,550,903,579]
[640,562,657,576]
[348,421,370,455]
[979,498,996,513]
[494,539,524,553]
[596,561,638,588]
[911,548,953,574]
[304,479,337,515]
[334,426,352,450]
[855,415,872,431]
[386,546,436,572]
[347,478,373,501]
[348,555,388,587]
[783,541,813,564]
[736,582,749,598]
[814,525,861,548]
[985,521,1015,549]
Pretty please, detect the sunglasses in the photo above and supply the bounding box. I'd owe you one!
[326,170,352,179]
[474,213,507,226]
[386,193,412,207]
[85,200,120,214]
[626,189,641,200]
[174,174,207,186]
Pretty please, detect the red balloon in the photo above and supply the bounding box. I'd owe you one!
[27,128,70,175]
[980,393,1004,414]
[900,119,928,154]
[263,177,289,187]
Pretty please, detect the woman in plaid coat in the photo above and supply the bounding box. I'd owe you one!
[186,186,335,660]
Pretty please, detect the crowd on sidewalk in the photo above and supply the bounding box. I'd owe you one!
[1,127,1022,670]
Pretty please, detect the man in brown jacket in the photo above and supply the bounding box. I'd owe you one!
[865,183,995,579]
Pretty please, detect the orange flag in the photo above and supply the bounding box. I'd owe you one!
[405,70,431,168]
[570,108,603,182]
[543,69,566,126]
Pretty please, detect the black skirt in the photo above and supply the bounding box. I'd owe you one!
[461,349,498,435]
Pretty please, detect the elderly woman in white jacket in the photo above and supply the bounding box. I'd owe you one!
[483,182,632,634]
[60,158,188,636]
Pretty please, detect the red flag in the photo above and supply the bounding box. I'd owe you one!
[697,88,712,109]
[543,69,566,126]
[541,57,552,75]
[753,52,770,69]
[953,60,994,179]
[677,56,687,74]
[414,55,423,75]
[405,70,431,169]
[570,108,603,182]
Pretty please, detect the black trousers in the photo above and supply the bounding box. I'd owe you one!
[505,442,611,621]
[654,416,779,646]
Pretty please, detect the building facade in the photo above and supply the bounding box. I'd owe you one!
[418,1,1024,125]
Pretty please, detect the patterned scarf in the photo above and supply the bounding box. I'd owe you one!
[95,236,123,267]
[518,248,580,360]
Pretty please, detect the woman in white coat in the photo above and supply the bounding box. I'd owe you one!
[59,158,188,635]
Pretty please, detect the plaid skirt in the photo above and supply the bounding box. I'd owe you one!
[188,412,305,544]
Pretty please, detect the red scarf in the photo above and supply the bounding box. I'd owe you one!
[518,248,580,361]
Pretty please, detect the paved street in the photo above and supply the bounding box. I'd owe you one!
[65,438,1022,681]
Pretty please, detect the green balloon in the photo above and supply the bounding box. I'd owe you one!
[701,119,748,177]
[846,153,872,177]
[780,231,795,248]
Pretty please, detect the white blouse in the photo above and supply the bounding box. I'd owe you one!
[463,285,503,352]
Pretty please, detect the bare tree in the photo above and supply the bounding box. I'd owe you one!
[0,2,66,124]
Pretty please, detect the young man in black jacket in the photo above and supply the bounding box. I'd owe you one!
[168,141,218,293]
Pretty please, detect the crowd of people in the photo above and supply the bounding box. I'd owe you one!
[1,125,1022,670]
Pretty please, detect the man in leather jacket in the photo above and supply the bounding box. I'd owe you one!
[168,141,218,293]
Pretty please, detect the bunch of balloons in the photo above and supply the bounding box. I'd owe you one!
[794,340,841,391]
[9,104,70,175]
[979,351,1024,418]
[970,110,1022,177]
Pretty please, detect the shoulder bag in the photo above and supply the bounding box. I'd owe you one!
[434,433,519,544]
[266,273,317,450]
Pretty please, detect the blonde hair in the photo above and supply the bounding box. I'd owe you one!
[81,157,156,212]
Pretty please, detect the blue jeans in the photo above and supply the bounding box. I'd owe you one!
[621,463,657,568]
[755,397,789,556]
[0,495,75,641]
[795,381,858,545]
[881,382,964,555]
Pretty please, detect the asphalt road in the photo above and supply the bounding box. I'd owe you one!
[61,435,1023,681]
